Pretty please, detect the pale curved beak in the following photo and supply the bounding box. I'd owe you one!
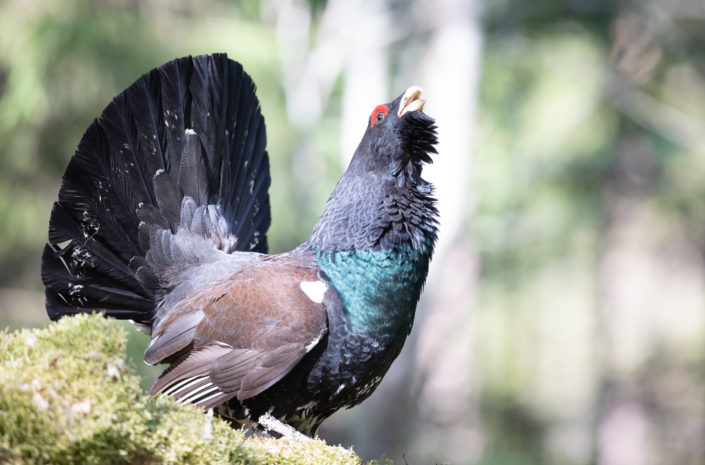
[398,86,426,117]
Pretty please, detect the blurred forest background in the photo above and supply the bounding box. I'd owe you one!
[2,0,705,464]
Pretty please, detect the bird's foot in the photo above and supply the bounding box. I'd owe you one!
[202,408,213,439]
[258,413,309,440]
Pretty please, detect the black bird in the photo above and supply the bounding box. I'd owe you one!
[42,54,438,436]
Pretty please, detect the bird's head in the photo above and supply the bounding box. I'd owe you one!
[349,86,438,178]
[308,86,438,251]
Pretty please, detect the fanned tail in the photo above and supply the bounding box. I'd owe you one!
[42,54,271,325]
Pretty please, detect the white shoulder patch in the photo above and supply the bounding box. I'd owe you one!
[305,331,324,352]
[300,280,327,304]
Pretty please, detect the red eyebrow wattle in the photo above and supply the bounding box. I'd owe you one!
[370,104,389,129]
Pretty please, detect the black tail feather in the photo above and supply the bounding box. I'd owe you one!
[42,54,271,324]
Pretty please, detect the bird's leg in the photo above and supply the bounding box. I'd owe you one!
[202,408,214,439]
[258,413,309,440]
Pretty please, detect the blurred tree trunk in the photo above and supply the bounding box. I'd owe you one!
[412,0,484,462]
[597,119,705,465]
[597,11,705,463]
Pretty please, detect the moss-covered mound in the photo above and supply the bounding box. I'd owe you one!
[0,314,374,465]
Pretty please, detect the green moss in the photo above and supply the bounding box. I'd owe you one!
[0,314,382,465]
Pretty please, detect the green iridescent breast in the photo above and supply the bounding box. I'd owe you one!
[315,241,433,341]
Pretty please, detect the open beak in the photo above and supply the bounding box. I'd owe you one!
[398,86,426,117]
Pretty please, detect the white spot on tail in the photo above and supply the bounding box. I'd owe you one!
[185,128,197,135]
[300,281,327,304]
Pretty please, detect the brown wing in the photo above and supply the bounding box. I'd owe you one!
[146,254,328,409]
